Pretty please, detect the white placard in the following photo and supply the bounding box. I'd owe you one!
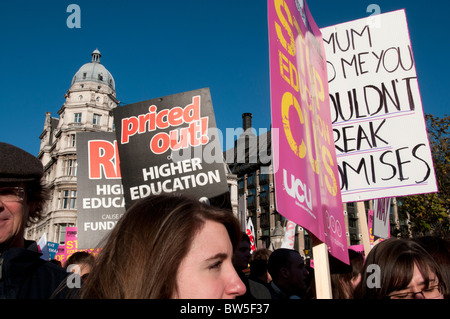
[321,10,437,203]
[373,198,391,239]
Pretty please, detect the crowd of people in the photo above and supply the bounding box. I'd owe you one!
[0,142,449,299]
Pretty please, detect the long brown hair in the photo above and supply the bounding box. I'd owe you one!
[80,194,241,299]
[354,238,448,299]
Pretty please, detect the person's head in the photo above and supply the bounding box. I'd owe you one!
[268,248,309,297]
[81,194,246,299]
[330,249,365,299]
[66,251,95,280]
[355,238,447,299]
[0,142,49,251]
[249,248,272,283]
[413,236,450,296]
[232,233,252,271]
[49,259,62,267]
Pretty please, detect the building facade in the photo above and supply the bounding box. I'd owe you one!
[26,49,241,245]
[26,50,119,244]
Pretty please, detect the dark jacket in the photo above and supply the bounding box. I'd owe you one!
[267,281,301,299]
[0,240,68,299]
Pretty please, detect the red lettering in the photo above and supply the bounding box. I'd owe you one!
[138,113,152,134]
[150,132,170,154]
[170,127,189,151]
[168,107,184,126]
[88,140,121,179]
[119,95,203,144]
[121,117,138,143]
[183,96,201,123]
[156,109,169,129]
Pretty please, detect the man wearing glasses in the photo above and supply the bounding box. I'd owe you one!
[0,142,67,298]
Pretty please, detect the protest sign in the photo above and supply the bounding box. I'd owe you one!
[64,226,78,256]
[268,0,349,265]
[281,220,296,249]
[373,197,391,239]
[54,245,66,265]
[37,233,50,261]
[349,244,364,256]
[113,88,229,209]
[47,242,59,260]
[76,132,125,249]
[60,227,101,266]
[321,10,438,202]
[246,217,256,253]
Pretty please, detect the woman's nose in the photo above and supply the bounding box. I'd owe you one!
[226,268,247,298]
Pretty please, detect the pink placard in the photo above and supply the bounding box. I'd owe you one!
[268,0,348,264]
[57,227,102,266]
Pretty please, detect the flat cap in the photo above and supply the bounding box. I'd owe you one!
[0,142,44,182]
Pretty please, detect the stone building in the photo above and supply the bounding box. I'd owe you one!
[26,50,119,244]
[26,49,240,245]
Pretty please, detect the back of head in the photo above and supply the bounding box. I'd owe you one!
[66,251,95,269]
[81,194,240,299]
[250,249,272,279]
[251,248,272,262]
[330,249,364,299]
[267,248,296,281]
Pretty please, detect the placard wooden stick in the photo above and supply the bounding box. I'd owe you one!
[356,201,372,257]
[312,238,333,299]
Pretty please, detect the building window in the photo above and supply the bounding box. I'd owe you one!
[64,159,77,176]
[83,73,87,79]
[74,113,82,123]
[93,113,102,125]
[259,173,269,185]
[59,189,77,209]
[68,134,76,147]
[56,223,75,245]
[247,189,256,208]
[260,185,270,205]
[247,173,255,188]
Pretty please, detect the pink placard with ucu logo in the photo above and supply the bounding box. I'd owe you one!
[268,0,349,264]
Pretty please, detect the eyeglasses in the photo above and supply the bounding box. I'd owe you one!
[388,284,443,299]
[0,187,25,202]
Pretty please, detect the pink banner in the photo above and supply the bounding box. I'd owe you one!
[52,227,101,267]
[53,245,67,265]
[268,0,348,264]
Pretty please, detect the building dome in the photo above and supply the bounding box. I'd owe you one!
[71,49,115,90]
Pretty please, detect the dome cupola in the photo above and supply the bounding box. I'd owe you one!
[71,49,115,90]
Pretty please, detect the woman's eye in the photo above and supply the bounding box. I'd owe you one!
[209,261,223,270]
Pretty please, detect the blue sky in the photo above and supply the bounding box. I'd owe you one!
[0,0,448,156]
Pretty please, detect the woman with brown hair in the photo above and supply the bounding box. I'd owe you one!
[354,238,448,299]
[80,194,246,299]
[330,249,365,299]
